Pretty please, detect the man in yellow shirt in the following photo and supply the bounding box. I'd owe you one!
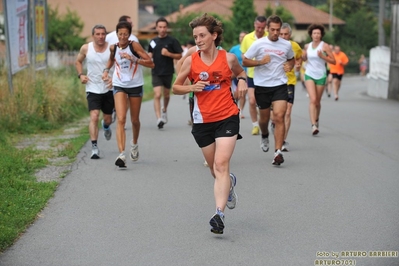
[240,16,268,135]
[328,45,349,101]
[278,22,302,152]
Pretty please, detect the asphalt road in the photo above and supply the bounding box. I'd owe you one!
[1,76,398,266]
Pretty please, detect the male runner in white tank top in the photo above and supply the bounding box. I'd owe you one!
[75,24,114,159]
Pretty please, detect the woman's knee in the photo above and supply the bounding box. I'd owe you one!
[213,160,229,174]
[131,119,140,127]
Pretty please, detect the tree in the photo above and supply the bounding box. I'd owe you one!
[48,6,86,51]
[264,4,295,25]
[265,5,273,17]
[333,7,378,57]
[170,12,201,46]
[230,0,257,37]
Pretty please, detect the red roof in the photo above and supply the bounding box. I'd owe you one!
[140,0,345,32]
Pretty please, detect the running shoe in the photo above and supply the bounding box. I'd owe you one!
[209,208,225,234]
[272,149,284,165]
[270,122,275,135]
[260,137,269,152]
[157,118,164,129]
[227,173,237,210]
[115,154,126,168]
[312,124,319,135]
[91,144,100,159]
[102,120,112,141]
[282,141,289,152]
[130,142,139,161]
[112,109,116,123]
[161,111,168,124]
[251,125,260,135]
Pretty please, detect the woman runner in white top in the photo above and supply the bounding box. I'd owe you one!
[302,24,335,135]
[102,21,154,168]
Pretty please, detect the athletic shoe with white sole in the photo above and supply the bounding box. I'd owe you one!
[91,144,100,159]
[272,149,284,165]
[102,120,112,141]
[115,154,126,168]
[312,124,319,135]
[282,141,289,152]
[209,208,225,234]
[161,111,168,124]
[226,173,237,209]
[270,122,275,135]
[157,118,164,129]
[130,142,139,161]
[260,137,269,152]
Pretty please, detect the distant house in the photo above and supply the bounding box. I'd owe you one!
[139,0,345,43]
[46,0,140,39]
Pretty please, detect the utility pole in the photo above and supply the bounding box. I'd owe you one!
[379,0,386,46]
[329,0,333,31]
[388,0,399,100]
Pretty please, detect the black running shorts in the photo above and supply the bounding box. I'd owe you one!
[191,114,240,148]
[86,91,114,114]
[254,84,288,109]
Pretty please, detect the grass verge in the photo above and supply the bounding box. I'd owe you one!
[0,66,155,253]
[0,135,57,251]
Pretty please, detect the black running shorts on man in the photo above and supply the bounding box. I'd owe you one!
[254,84,288,109]
[86,91,114,114]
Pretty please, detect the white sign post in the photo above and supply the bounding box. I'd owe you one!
[3,0,30,93]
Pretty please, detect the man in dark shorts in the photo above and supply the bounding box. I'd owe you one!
[148,17,183,129]
[75,24,114,159]
[278,22,303,152]
[243,15,295,165]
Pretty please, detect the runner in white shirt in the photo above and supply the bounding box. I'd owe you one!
[102,21,154,169]
[243,15,294,166]
[75,24,114,159]
[106,15,139,122]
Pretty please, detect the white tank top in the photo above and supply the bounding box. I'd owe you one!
[305,41,326,79]
[112,43,144,88]
[86,42,111,94]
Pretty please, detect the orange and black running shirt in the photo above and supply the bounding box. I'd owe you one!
[188,50,239,124]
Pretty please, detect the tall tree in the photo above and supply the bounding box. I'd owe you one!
[230,0,257,36]
[333,7,378,56]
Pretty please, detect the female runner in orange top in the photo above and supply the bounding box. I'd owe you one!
[173,13,247,235]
